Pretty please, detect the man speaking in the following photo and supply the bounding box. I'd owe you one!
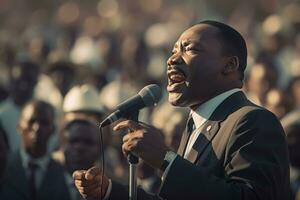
[73,20,290,200]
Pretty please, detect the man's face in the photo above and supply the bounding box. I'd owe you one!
[167,24,226,108]
[11,65,39,106]
[18,104,54,158]
[64,123,100,173]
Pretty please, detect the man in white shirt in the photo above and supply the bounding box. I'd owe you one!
[73,20,289,200]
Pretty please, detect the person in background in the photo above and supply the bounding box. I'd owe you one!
[287,76,300,110]
[46,60,76,98]
[60,119,101,200]
[63,84,105,123]
[59,84,125,182]
[0,100,71,200]
[0,60,39,153]
[244,59,278,106]
[264,88,291,119]
[281,113,300,200]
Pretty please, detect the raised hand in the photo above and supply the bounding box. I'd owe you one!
[114,120,168,169]
[73,166,109,200]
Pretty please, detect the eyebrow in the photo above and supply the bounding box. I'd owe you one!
[173,39,203,49]
[182,39,203,47]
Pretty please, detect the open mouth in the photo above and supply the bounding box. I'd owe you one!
[167,69,187,92]
[168,69,186,85]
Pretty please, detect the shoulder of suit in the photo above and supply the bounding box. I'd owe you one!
[229,101,280,128]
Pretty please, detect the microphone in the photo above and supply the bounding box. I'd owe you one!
[100,84,162,127]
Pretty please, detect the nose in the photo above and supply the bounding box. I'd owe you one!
[167,53,184,70]
[29,122,41,140]
[73,142,86,152]
[32,122,40,132]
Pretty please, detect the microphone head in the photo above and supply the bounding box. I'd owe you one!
[138,84,162,107]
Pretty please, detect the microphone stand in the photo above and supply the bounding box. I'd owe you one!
[127,111,139,200]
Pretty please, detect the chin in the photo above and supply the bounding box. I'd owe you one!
[168,93,189,107]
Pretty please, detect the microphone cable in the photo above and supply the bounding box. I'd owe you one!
[98,122,105,200]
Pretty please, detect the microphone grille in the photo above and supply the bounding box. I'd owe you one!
[138,84,162,107]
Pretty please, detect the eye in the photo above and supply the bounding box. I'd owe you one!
[185,47,197,54]
[185,46,202,54]
[186,45,196,51]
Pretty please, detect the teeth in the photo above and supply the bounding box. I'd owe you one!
[170,74,185,83]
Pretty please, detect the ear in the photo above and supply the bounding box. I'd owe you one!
[222,56,239,75]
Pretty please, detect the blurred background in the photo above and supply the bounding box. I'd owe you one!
[1,0,300,199]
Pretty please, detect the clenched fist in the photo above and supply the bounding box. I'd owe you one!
[73,166,109,200]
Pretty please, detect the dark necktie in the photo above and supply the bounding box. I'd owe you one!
[28,161,38,200]
[177,115,195,156]
[183,116,195,156]
[187,116,195,135]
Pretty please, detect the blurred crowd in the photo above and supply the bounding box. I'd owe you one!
[0,0,300,199]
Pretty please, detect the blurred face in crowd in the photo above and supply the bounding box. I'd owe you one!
[18,101,55,158]
[290,78,300,108]
[247,64,268,95]
[285,123,300,168]
[63,120,100,173]
[10,62,39,107]
[48,63,75,97]
[246,62,277,100]
[265,89,289,119]
[166,24,240,109]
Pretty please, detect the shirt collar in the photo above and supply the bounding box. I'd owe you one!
[20,148,50,172]
[191,88,242,129]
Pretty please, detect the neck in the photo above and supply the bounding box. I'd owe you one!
[189,86,241,111]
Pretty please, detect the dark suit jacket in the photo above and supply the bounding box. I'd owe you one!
[109,92,290,200]
[0,151,72,200]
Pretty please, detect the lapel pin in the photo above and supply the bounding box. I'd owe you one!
[206,125,212,132]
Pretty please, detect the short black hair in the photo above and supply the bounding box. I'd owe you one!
[22,100,55,119]
[199,20,247,80]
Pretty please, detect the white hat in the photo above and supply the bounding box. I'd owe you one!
[63,84,104,114]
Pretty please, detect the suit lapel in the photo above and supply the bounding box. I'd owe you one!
[184,91,248,164]
[185,120,220,163]
[177,128,191,156]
